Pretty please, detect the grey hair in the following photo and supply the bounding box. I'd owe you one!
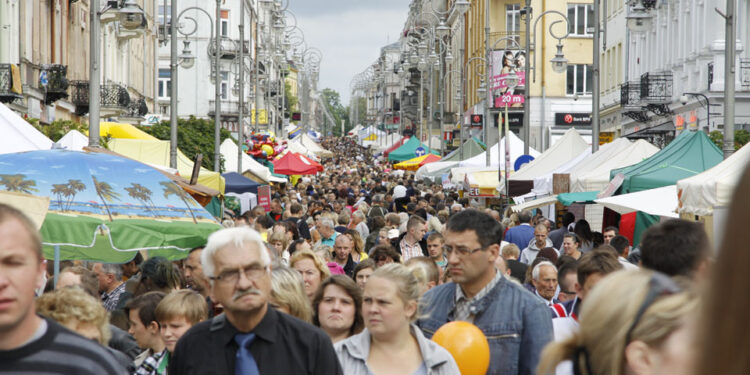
[532,261,557,281]
[201,227,271,279]
[101,263,123,280]
[353,211,366,221]
[318,218,335,229]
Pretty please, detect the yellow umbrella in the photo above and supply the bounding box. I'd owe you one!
[394,154,442,171]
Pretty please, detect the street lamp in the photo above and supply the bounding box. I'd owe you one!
[549,43,568,73]
[178,41,195,69]
[626,0,654,32]
[118,0,146,30]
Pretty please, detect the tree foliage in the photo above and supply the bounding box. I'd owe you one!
[137,116,232,171]
[319,88,351,137]
[709,129,750,151]
[285,81,298,121]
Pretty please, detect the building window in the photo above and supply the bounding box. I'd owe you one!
[158,5,171,26]
[220,71,229,99]
[220,10,229,37]
[566,64,592,95]
[567,4,594,36]
[506,4,521,33]
[158,69,171,99]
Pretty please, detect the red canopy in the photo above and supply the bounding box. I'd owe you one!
[272,152,323,175]
[383,136,411,157]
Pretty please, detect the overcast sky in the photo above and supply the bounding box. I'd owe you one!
[285,1,410,105]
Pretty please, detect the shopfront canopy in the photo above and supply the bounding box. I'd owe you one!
[677,143,750,216]
[612,130,722,195]
[272,152,323,175]
[387,137,440,162]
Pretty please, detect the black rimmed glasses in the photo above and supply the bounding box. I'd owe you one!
[210,264,268,285]
[624,272,682,344]
[442,244,486,257]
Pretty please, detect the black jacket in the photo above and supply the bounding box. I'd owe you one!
[390,232,429,258]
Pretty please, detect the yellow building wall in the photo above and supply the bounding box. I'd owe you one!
[463,0,594,110]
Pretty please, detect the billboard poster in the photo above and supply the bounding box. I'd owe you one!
[491,50,526,109]
[257,185,272,212]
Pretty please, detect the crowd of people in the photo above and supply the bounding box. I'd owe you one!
[1,135,749,374]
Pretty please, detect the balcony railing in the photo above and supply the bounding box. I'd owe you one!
[640,71,673,116]
[207,37,249,60]
[0,64,23,103]
[489,31,526,50]
[71,81,131,116]
[208,100,241,116]
[621,81,649,123]
[40,64,69,104]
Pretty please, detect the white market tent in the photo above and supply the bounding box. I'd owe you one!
[458,131,540,168]
[508,128,588,182]
[531,148,592,195]
[570,139,659,193]
[55,129,89,151]
[0,102,53,154]
[300,133,334,158]
[286,138,317,160]
[348,125,364,136]
[595,185,679,218]
[677,143,750,216]
[415,161,459,181]
[220,139,285,183]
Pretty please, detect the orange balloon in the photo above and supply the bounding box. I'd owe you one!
[432,321,490,375]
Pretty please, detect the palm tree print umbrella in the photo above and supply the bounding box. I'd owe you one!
[0,150,220,262]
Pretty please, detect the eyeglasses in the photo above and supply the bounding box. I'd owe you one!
[624,272,682,344]
[210,264,268,285]
[442,245,486,257]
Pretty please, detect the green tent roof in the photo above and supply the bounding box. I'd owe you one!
[611,131,722,195]
[388,137,440,162]
[557,191,599,206]
[443,137,486,162]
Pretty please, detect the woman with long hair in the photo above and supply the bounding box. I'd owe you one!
[537,270,697,375]
[335,264,459,374]
[343,229,369,263]
[270,264,313,323]
[574,219,595,252]
[312,275,364,343]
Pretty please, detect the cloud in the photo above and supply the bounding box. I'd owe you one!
[287,3,409,104]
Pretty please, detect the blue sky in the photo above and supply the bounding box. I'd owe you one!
[286,1,410,105]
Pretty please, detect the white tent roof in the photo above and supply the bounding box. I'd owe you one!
[595,185,678,218]
[415,161,459,180]
[348,125,363,136]
[0,102,53,154]
[532,138,633,195]
[55,129,89,151]
[531,148,592,195]
[220,139,283,183]
[300,134,334,158]
[570,139,659,192]
[509,128,589,182]
[677,143,750,216]
[458,131,540,168]
[359,128,387,142]
[286,138,317,160]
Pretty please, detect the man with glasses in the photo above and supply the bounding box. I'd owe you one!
[169,227,342,374]
[417,209,553,375]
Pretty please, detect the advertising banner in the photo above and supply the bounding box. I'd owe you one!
[491,50,526,109]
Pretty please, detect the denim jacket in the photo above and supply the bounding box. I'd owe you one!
[416,275,553,375]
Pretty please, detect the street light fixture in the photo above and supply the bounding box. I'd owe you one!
[454,0,471,15]
[626,1,654,32]
[118,0,146,30]
[435,19,450,38]
[178,41,195,69]
[549,43,568,73]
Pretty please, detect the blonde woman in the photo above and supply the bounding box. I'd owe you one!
[537,270,697,375]
[343,229,369,263]
[335,264,459,375]
[270,264,314,323]
[268,231,290,263]
[290,249,331,301]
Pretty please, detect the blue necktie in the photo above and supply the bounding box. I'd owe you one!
[234,333,260,375]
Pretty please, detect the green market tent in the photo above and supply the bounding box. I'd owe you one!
[443,138,486,162]
[388,137,440,162]
[612,131,723,195]
[557,191,599,206]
